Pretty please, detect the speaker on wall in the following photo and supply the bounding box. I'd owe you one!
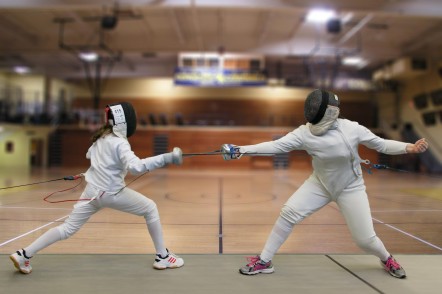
[430,89,442,106]
[326,18,341,34]
[101,15,118,30]
[422,112,437,126]
[411,58,427,70]
[413,93,429,110]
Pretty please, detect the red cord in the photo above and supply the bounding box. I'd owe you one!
[43,177,92,204]
[43,171,149,204]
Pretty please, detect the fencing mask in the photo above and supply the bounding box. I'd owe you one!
[304,89,340,124]
[105,102,137,138]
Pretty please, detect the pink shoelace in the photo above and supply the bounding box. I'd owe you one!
[245,256,261,266]
[385,257,400,269]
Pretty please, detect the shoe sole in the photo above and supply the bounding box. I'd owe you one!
[381,262,406,279]
[153,263,184,270]
[386,270,406,279]
[9,255,32,274]
[239,268,275,275]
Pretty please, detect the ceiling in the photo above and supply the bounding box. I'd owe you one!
[1,0,442,89]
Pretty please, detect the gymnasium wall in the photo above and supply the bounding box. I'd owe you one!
[376,65,442,162]
[55,78,378,168]
[401,67,442,162]
[0,123,51,168]
[0,76,392,169]
[3,70,442,170]
[72,78,377,128]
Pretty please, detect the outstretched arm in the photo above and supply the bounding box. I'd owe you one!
[405,138,429,154]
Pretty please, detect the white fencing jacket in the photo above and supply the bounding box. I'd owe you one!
[84,133,167,193]
[241,119,408,196]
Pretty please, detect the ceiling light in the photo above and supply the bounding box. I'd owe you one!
[13,66,30,74]
[79,52,98,62]
[342,57,367,67]
[306,9,336,23]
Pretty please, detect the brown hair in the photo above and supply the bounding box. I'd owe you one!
[91,124,113,142]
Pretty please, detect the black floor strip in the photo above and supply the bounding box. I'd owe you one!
[325,255,385,294]
[218,178,223,254]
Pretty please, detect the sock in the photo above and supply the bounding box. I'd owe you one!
[357,235,390,261]
[21,249,31,259]
[260,216,294,262]
[16,249,31,259]
[24,227,62,257]
[147,220,168,258]
[382,255,393,263]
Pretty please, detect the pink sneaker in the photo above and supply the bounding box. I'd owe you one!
[381,255,406,279]
[239,255,274,275]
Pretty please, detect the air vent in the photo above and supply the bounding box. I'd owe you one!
[373,57,428,81]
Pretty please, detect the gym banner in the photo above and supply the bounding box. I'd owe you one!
[174,68,267,87]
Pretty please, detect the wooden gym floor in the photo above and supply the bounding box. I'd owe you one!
[0,166,441,293]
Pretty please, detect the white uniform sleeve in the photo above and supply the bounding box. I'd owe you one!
[383,140,408,155]
[117,141,167,175]
[358,125,407,155]
[241,128,304,155]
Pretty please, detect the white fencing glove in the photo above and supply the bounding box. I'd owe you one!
[163,147,183,165]
[221,144,243,160]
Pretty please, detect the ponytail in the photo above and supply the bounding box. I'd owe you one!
[91,124,113,142]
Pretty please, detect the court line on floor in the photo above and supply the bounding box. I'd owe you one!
[0,215,69,248]
[372,217,442,251]
[0,206,72,211]
[372,209,442,212]
[218,177,224,254]
[325,255,384,294]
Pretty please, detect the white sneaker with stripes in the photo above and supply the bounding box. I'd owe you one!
[10,249,32,274]
[153,249,184,269]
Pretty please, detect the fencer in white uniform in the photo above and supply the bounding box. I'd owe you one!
[222,89,429,278]
[11,102,184,274]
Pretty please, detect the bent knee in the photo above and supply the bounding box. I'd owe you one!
[144,201,160,224]
[57,223,80,240]
[280,205,305,224]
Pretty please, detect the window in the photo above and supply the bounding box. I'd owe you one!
[413,93,428,110]
[422,112,437,126]
[430,89,442,106]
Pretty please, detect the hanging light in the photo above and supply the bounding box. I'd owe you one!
[342,56,367,68]
[79,52,98,62]
[13,66,30,74]
[306,9,336,23]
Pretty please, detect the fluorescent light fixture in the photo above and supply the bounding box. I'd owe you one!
[306,9,336,23]
[342,56,367,67]
[14,66,30,74]
[79,52,98,62]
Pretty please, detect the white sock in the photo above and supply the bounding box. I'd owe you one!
[147,220,168,257]
[24,227,62,257]
[260,216,294,262]
[358,236,390,261]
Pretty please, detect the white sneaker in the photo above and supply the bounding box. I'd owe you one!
[10,249,32,274]
[153,249,184,269]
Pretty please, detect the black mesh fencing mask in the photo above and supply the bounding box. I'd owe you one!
[304,89,340,124]
[105,102,137,138]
